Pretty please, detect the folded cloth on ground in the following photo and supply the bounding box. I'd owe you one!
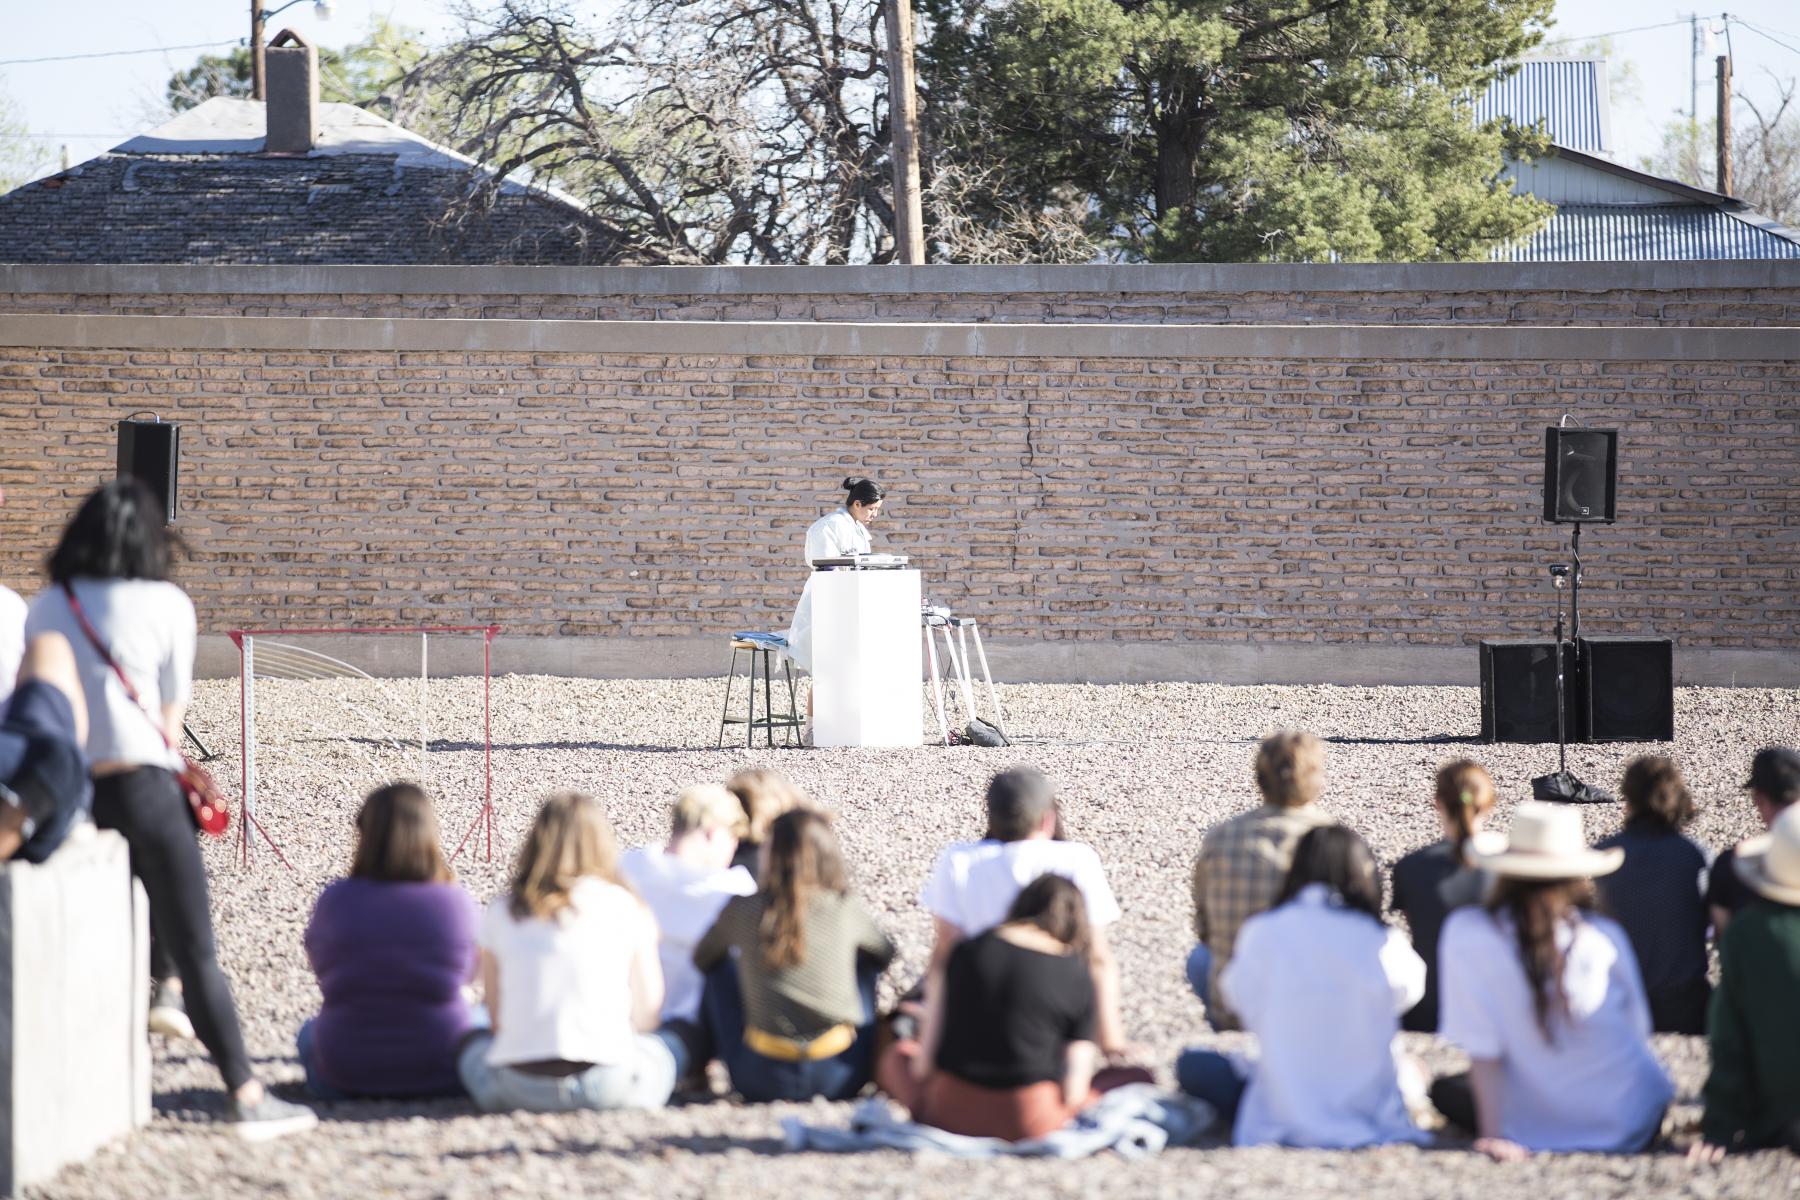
[780,1084,1213,1160]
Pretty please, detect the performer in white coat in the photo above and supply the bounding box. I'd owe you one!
[785,475,884,685]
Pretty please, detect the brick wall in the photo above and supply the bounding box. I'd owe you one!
[4,341,1796,657]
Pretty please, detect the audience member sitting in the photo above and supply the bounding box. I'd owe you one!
[620,783,757,1079]
[1189,731,1336,1031]
[1176,826,1429,1149]
[693,809,893,1102]
[298,782,478,1100]
[919,766,1128,1054]
[1390,759,1497,1033]
[1708,747,1799,936]
[1431,802,1672,1162]
[877,875,1153,1141]
[458,792,676,1113]
[0,632,91,864]
[28,480,315,1139]
[1691,805,1800,1162]
[1593,756,1711,1033]
[725,767,806,881]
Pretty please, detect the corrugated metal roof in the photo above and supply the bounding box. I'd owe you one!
[1495,204,1800,261]
[1475,59,1610,154]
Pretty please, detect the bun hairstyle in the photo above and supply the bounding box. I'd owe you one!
[1618,755,1695,833]
[1434,759,1497,867]
[842,476,884,507]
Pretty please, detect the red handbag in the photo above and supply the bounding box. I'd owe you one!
[61,583,229,837]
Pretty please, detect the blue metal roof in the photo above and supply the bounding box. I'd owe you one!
[1475,59,1610,154]
[1496,204,1800,261]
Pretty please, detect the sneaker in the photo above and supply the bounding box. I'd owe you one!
[227,1093,318,1142]
[147,981,195,1040]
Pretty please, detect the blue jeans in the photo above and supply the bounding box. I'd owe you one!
[700,957,879,1103]
[1175,1048,1245,1131]
[296,1019,352,1101]
[1186,943,1215,1009]
[456,1029,677,1113]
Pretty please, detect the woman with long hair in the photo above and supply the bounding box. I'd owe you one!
[724,767,807,881]
[880,874,1153,1140]
[457,792,677,1112]
[1176,826,1429,1148]
[1389,759,1497,1032]
[25,480,315,1139]
[693,808,894,1101]
[299,782,478,1098]
[1592,755,1711,1032]
[1432,802,1673,1161]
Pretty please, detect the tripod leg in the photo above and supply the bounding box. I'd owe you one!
[924,624,951,746]
[182,722,216,762]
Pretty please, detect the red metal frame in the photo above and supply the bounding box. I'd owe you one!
[232,624,502,868]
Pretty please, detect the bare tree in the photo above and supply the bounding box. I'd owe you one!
[1645,71,1800,225]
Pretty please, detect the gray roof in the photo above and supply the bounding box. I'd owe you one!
[1498,204,1800,261]
[1476,58,1611,154]
[0,98,620,265]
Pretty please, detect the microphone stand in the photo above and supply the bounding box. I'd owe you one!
[1532,525,1611,804]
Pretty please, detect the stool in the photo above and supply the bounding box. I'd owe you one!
[718,632,804,749]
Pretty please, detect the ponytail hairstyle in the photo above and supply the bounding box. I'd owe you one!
[1488,876,1597,1042]
[1618,755,1695,833]
[1434,759,1497,867]
[759,809,849,969]
[842,476,884,508]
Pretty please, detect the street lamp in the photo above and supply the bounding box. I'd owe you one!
[251,0,333,100]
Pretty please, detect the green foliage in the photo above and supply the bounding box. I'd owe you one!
[166,20,429,117]
[0,86,49,194]
[921,0,1557,261]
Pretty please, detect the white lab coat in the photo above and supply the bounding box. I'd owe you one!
[783,508,870,672]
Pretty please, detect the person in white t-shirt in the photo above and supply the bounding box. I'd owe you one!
[458,792,677,1113]
[619,782,757,1077]
[1432,802,1674,1161]
[915,768,1131,1060]
[1176,825,1430,1149]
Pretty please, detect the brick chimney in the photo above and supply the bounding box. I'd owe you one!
[264,30,318,155]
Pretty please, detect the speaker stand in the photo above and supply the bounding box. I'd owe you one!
[183,722,218,763]
[1532,528,1612,804]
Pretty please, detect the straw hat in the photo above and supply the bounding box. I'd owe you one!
[1732,806,1800,907]
[1472,802,1624,880]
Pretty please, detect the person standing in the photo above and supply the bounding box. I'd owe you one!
[783,477,884,738]
[26,480,315,1139]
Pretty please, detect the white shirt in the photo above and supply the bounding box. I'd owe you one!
[619,846,756,1022]
[0,585,25,707]
[480,879,657,1067]
[783,509,872,672]
[1439,906,1673,1152]
[920,838,1122,936]
[24,579,195,769]
[1219,885,1429,1149]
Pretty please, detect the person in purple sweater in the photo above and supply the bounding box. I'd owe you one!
[298,782,479,1099]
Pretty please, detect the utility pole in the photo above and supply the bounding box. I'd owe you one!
[884,0,925,265]
[1716,53,1733,195]
[251,0,267,100]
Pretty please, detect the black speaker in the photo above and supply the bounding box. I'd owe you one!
[1542,427,1617,524]
[1579,636,1674,742]
[116,419,179,525]
[1480,640,1580,743]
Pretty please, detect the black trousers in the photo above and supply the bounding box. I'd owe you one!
[92,767,252,1091]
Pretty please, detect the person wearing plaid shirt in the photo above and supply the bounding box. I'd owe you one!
[1188,732,1336,1031]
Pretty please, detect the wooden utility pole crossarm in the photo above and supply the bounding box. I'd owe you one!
[884,0,925,264]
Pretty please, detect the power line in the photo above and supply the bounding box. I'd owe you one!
[1731,18,1800,58]
[1541,17,1699,45]
[0,38,238,68]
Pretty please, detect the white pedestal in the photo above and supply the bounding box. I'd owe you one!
[0,828,149,1197]
[812,569,923,748]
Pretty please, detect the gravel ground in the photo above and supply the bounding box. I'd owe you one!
[33,678,1800,1199]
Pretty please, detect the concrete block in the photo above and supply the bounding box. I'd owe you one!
[0,828,149,1197]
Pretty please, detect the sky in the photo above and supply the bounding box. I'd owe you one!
[2,0,1799,186]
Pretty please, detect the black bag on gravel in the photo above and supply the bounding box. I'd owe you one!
[963,718,1009,747]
